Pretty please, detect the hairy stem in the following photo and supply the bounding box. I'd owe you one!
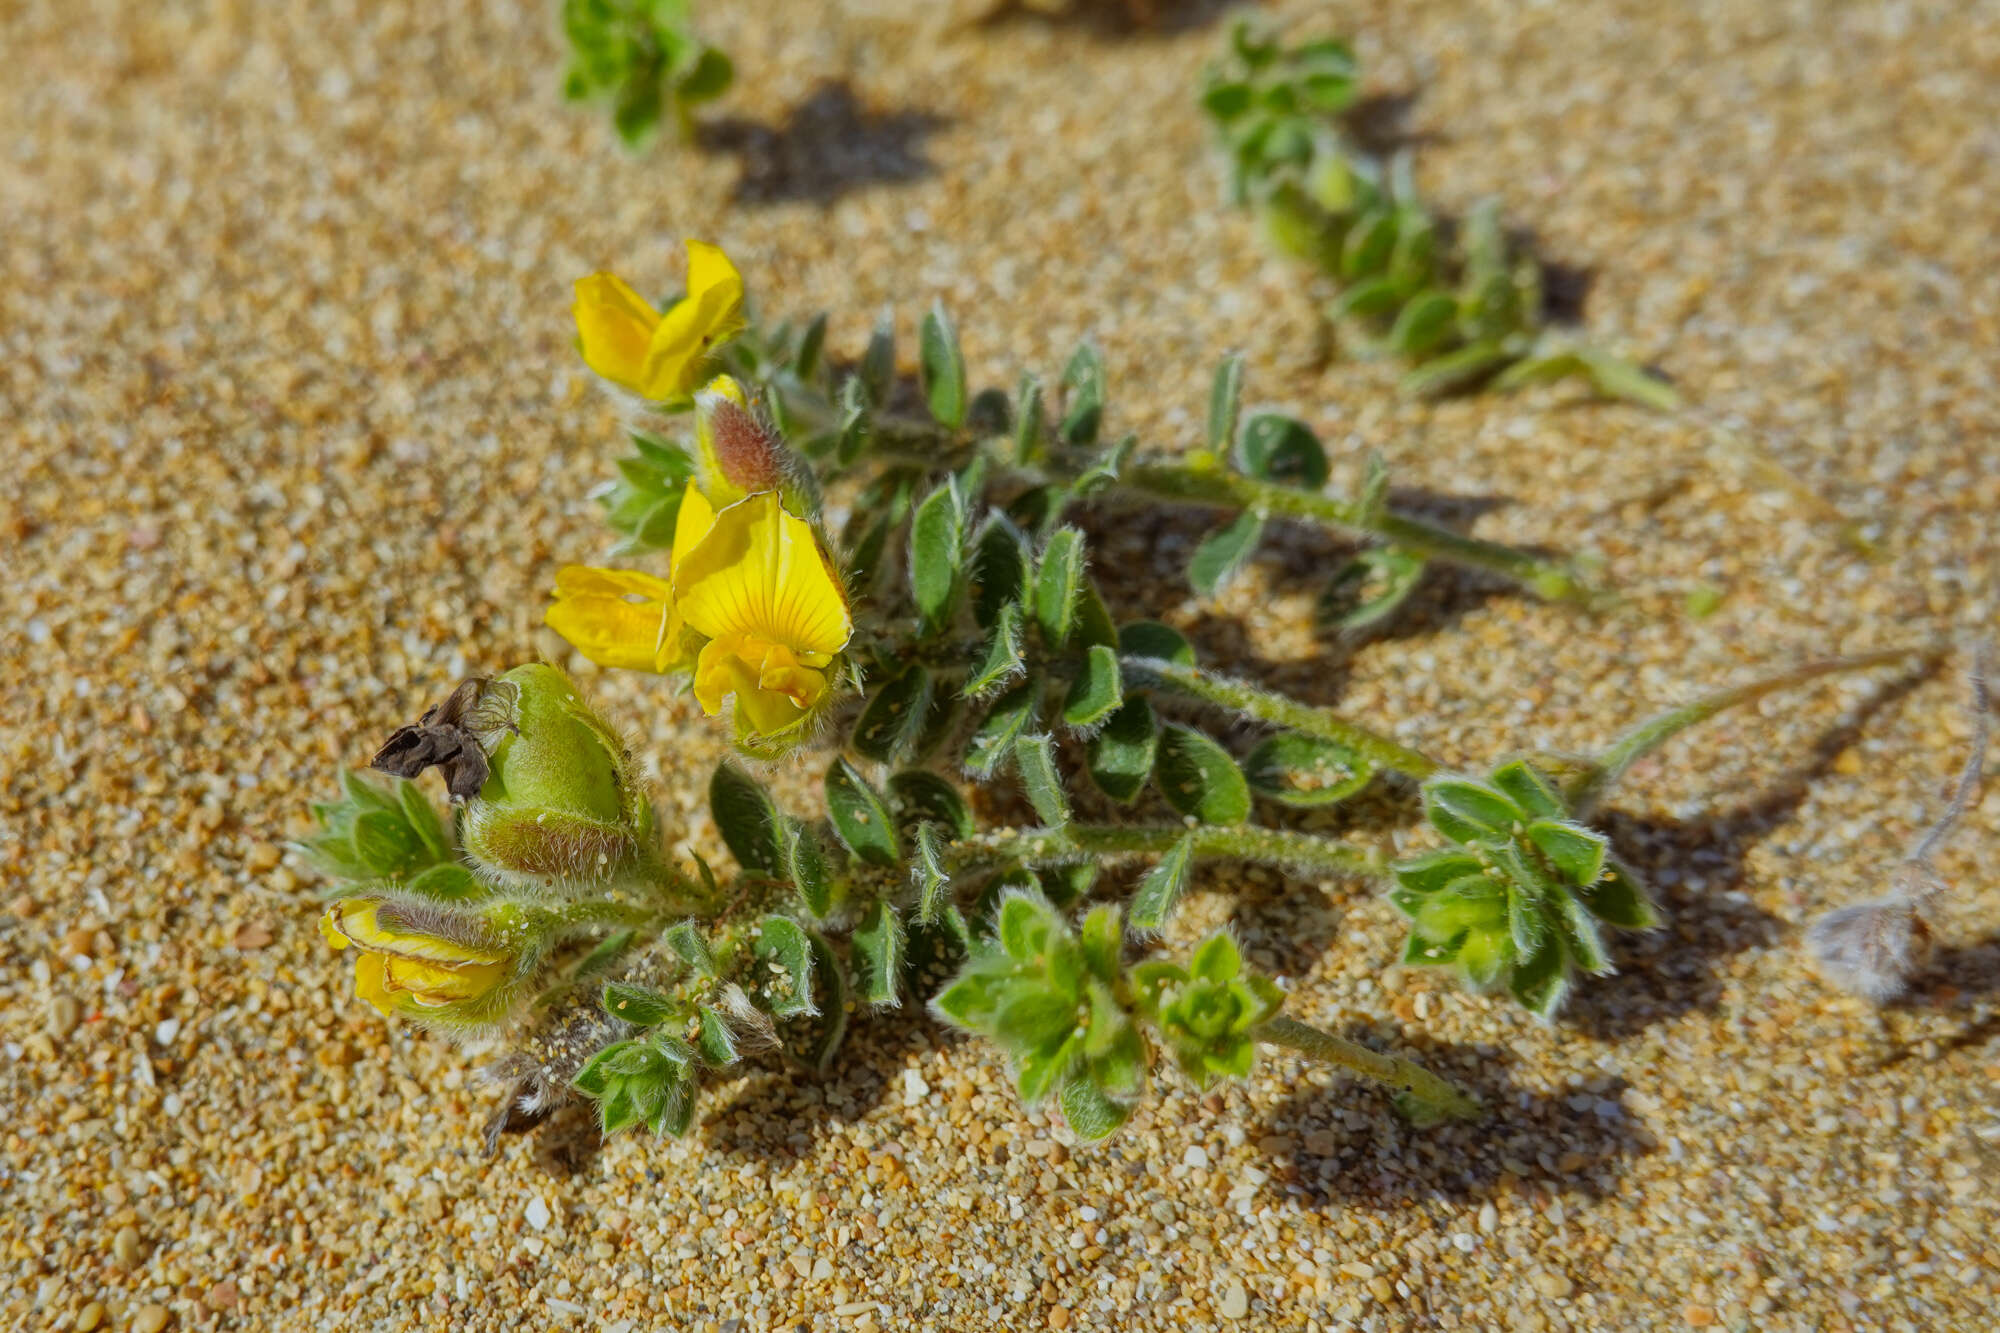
[1255,1015,1481,1123]
[1121,461,1597,605]
[1572,645,1944,815]
[943,822,1386,880]
[1121,656,1443,779]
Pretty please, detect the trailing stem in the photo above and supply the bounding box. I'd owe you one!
[1121,655,1443,779]
[1254,1015,1481,1124]
[942,822,1386,880]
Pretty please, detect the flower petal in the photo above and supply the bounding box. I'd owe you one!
[545,565,686,673]
[671,480,716,571]
[640,240,745,400]
[673,493,851,657]
[573,273,661,395]
[353,954,394,1016]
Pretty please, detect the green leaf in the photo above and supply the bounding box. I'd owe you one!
[349,809,420,876]
[782,819,837,919]
[1577,861,1659,930]
[1072,578,1119,650]
[887,770,974,841]
[401,863,482,901]
[396,780,451,862]
[1200,80,1254,122]
[1398,340,1516,399]
[1034,528,1086,648]
[1012,733,1071,827]
[1317,547,1427,632]
[1388,290,1461,357]
[1069,433,1135,501]
[571,1040,634,1097]
[1038,861,1096,910]
[1505,884,1551,957]
[1188,511,1265,598]
[1339,207,1397,279]
[649,1075,698,1138]
[1117,620,1196,666]
[602,982,680,1028]
[1206,354,1245,453]
[753,915,818,1018]
[789,928,849,1072]
[852,666,934,763]
[1423,777,1524,845]
[1087,696,1157,803]
[910,483,968,629]
[1011,372,1046,464]
[964,679,1037,779]
[1507,939,1568,1018]
[676,45,733,102]
[859,317,895,408]
[1402,931,1465,966]
[824,758,900,866]
[1236,413,1329,490]
[970,516,1031,629]
[1492,351,1587,394]
[1392,850,1485,897]
[1062,644,1124,730]
[1059,1079,1133,1142]
[851,901,907,1007]
[1059,343,1105,445]
[663,921,717,977]
[1581,350,1679,411]
[1488,759,1568,819]
[966,601,1026,698]
[1243,733,1373,807]
[710,763,783,875]
[696,1006,739,1065]
[612,72,664,146]
[1525,819,1609,889]
[919,302,968,428]
[1334,277,1409,320]
[1155,725,1252,825]
[1188,931,1243,983]
[792,311,828,382]
[911,822,949,926]
[1130,834,1196,932]
[1551,889,1610,974]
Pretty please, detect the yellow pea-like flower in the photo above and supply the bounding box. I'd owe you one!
[319,899,513,1019]
[544,566,688,674]
[672,489,853,743]
[573,240,745,402]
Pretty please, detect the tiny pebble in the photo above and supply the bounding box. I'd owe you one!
[113,1225,144,1268]
[48,994,82,1039]
[1477,1201,1499,1232]
[76,1303,105,1333]
[1534,1270,1574,1299]
[131,1305,170,1333]
[1219,1279,1250,1319]
[1182,1145,1209,1169]
[524,1196,552,1231]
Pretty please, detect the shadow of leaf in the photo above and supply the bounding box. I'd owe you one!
[698,82,948,207]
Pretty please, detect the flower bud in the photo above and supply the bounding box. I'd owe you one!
[319,896,520,1026]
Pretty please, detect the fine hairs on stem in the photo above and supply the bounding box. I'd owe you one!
[1806,642,1992,1002]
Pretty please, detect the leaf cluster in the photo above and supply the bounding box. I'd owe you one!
[561,0,733,147]
[296,768,480,900]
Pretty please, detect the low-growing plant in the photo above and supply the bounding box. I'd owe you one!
[1201,22,1675,407]
[300,244,1934,1151]
[560,0,733,147]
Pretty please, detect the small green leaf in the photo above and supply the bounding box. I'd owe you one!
[825,758,900,866]
[1206,354,1245,453]
[572,1040,636,1097]
[1059,1078,1133,1142]
[1200,80,1254,121]
[911,822,949,926]
[1188,511,1265,598]
[1488,759,1568,819]
[1388,289,1461,357]
[1581,350,1679,411]
[851,901,907,1007]
[970,517,1031,629]
[886,770,973,842]
[1317,548,1426,631]
[696,1006,739,1065]
[967,601,1026,698]
[910,484,967,629]
[1130,834,1196,932]
[396,780,451,862]
[1117,620,1196,666]
[1402,931,1465,966]
[602,982,680,1028]
[964,679,1037,779]
[710,763,783,875]
[401,863,482,901]
[783,819,837,919]
[1038,861,1096,910]
[1423,777,1524,845]
[1012,733,1071,827]
[649,1075,698,1138]
[1087,696,1157,803]
[1398,340,1516,399]
[1237,413,1329,490]
[859,317,895,408]
[1155,725,1252,825]
[1507,939,1569,1018]
[676,45,733,102]
[792,311,828,382]
[790,928,849,1072]
[852,666,934,763]
[753,915,818,1018]
[1391,851,1485,897]
[1339,208,1397,279]
[1334,277,1409,320]
[1069,433,1135,501]
[1011,372,1046,464]
[919,302,968,429]
[1505,884,1551,957]
[1552,889,1610,974]
[1577,861,1660,930]
[1059,343,1105,445]
[1062,644,1124,730]
[1243,733,1373,807]
[1525,819,1609,889]
[1034,528,1086,648]
[663,921,717,977]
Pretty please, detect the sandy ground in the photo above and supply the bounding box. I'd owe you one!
[4,0,1998,1329]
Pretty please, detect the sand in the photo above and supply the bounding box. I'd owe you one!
[3,0,1997,1329]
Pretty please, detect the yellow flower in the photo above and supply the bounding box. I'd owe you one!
[544,566,688,674]
[673,490,853,742]
[319,899,513,1019]
[573,240,745,402]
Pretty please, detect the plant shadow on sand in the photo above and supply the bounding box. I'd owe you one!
[972,0,1237,38]
[697,82,947,207]
[1563,660,1940,1041]
[1256,1023,1655,1209]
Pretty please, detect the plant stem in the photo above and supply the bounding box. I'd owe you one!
[1255,1015,1481,1123]
[1571,644,1944,815]
[1121,461,1598,605]
[1120,656,1443,779]
[943,822,1386,880]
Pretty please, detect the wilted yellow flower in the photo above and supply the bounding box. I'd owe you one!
[319,898,513,1019]
[673,490,853,741]
[573,240,745,402]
